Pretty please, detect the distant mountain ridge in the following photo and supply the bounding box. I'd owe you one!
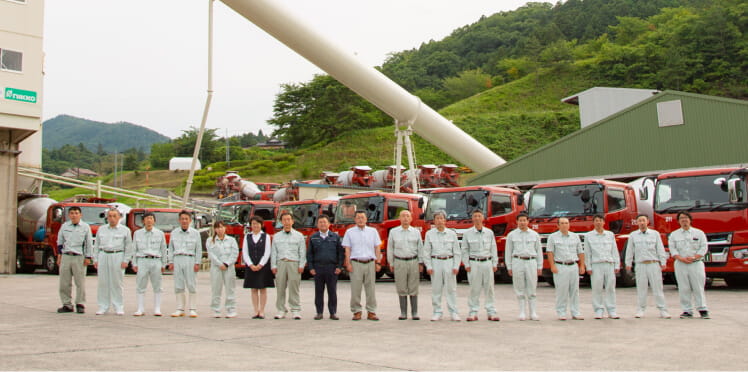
[42,115,170,153]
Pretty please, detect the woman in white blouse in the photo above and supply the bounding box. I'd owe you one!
[242,216,274,319]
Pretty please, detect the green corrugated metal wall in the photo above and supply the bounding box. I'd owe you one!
[469,90,748,185]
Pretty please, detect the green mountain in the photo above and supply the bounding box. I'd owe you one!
[42,115,170,153]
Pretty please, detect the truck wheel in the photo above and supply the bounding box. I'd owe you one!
[16,253,35,274]
[44,252,59,275]
[495,268,511,283]
[456,269,468,283]
[235,268,245,279]
[617,248,636,287]
[375,270,385,279]
[542,273,555,287]
[618,267,636,287]
[725,275,748,288]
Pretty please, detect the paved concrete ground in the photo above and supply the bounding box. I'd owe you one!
[1,273,746,371]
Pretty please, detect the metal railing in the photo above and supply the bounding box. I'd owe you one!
[18,167,214,214]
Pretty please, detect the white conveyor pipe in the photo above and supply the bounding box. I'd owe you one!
[220,0,505,173]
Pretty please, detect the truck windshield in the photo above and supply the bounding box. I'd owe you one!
[425,190,487,221]
[276,203,321,229]
[133,212,181,233]
[217,204,275,225]
[655,174,744,212]
[67,206,110,226]
[528,184,603,218]
[335,196,384,224]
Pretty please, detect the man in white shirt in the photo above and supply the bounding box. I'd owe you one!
[504,212,542,321]
[669,211,709,319]
[167,211,202,318]
[132,212,167,316]
[547,217,585,320]
[584,214,620,319]
[625,214,670,319]
[93,208,132,315]
[343,211,382,321]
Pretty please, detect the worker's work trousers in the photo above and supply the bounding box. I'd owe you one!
[173,255,197,294]
[210,264,236,313]
[394,258,419,296]
[635,262,666,310]
[275,260,301,313]
[467,260,496,316]
[96,251,125,313]
[59,254,86,306]
[674,260,707,313]
[511,258,539,301]
[553,263,581,317]
[590,262,617,315]
[135,258,163,294]
[350,261,377,313]
[430,258,457,316]
[313,264,338,315]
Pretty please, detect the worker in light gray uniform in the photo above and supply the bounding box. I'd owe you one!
[504,212,543,321]
[93,208,133,315]
[56,206,94,314]
[461,210,500,322]
[271,211,307,320]
[167,211,202,318]
[546,217,585,320]
[387,210,424,320]
[625,214,670,319]
[583,214,620,319]
[207,221,240,318]
[668,211,709,319]
[423,210,461,321]
[132,212,167,317]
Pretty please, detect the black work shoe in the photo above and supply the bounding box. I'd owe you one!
[76,304,85,314]
[330,314,339,320]
[314,314,323,320]
[699,310,710,319]
[57,305,74,313]
[679,312,693,319]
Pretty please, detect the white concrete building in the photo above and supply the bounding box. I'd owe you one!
[1,0,45,273]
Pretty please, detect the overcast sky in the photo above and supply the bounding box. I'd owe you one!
[43,0,532,139]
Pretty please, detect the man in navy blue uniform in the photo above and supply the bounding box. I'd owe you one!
[307,215,344,320]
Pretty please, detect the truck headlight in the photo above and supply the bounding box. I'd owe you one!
[733,249,748,259]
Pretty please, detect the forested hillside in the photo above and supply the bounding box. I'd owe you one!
[43,115,170,153]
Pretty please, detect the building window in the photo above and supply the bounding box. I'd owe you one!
[1,49,23,72]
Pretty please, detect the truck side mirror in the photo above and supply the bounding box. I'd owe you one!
[727,178,744,203]
[517,194,524,206]
[418,198,424,208]
[639,187,648,201]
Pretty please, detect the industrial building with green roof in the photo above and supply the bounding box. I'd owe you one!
[469,90,748,187]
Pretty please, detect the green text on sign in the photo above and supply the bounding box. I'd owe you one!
[4,87,37,103]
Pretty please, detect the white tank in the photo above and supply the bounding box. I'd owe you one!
[17,197,56,241]
[371,170,388,188]
[273,187,293,202]
[237,180,262,199]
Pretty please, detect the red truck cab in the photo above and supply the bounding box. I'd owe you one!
[526,179,641,286]
[215,201,278,277]
[651,167,748,287]
[332,191,426,278]
[423,185,524,281]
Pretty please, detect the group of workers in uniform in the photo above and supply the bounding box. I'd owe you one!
[56,205,711,322]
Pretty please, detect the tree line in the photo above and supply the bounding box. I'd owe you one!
[267,0,746,148]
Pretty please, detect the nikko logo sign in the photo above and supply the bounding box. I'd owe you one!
[4,87,37,103]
